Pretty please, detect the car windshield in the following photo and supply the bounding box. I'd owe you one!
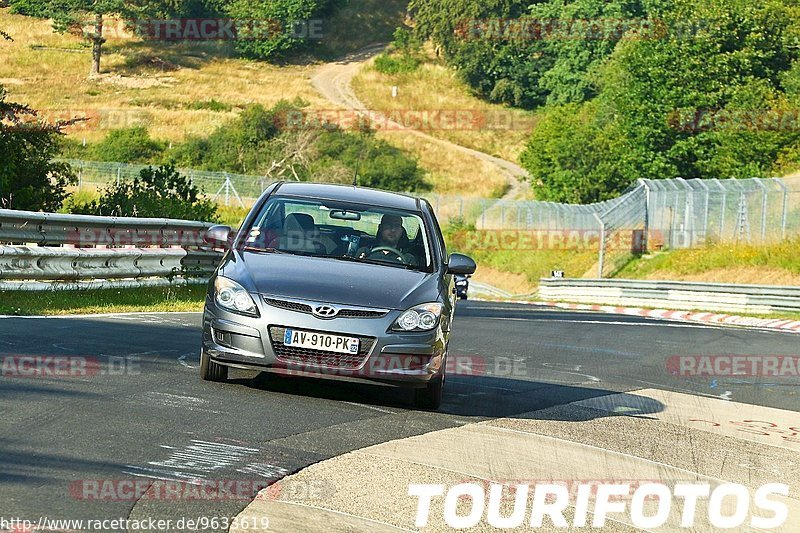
[242,196,433,272]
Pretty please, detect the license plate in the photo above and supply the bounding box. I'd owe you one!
[284,329,360,354]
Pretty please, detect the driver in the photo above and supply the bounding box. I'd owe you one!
[358,214,418,266]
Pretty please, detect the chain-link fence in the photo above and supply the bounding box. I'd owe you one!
[62,160,800,277]
[63,159,272,208]
[430,177,799,277]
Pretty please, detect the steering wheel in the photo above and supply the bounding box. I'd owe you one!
[367,246,408,264]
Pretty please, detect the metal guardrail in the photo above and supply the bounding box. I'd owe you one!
[0,209,223,290]
[0,208,215,246]
[539,278,800,314]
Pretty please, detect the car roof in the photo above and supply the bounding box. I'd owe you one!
[274,182,422,212]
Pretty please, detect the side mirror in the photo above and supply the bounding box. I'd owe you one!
[447,253,476,275]
[205,225,232,248]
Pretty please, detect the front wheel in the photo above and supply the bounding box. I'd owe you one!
[200,347,228,382]
[414,375,443,410]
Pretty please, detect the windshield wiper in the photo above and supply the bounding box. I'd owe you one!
[326,255,419,270]
[242,246,291,255]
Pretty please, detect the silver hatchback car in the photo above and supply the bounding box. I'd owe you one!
[200,182,476,409]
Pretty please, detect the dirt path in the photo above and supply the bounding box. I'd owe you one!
[311,44,527,200]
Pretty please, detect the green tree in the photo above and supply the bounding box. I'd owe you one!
[75,164,218,220]
[10,0,199,76]
[0,87,76,211]
[314,128,429,192]
[411,0,644,108]
[521,0,800,200]
[225,0,335,60]
[91,126,166,163]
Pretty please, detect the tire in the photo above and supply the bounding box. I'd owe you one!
[414,375,443,410]
[200,347,228,382]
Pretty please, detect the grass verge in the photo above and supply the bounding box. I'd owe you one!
[0,284,207,316]
[616,239,800,285]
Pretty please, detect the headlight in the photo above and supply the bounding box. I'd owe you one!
[393,303,443,332]
[214,276,259,317]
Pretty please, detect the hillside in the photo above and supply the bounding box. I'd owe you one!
[1,4,528,198]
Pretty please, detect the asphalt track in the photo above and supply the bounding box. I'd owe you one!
[1,301,798,531]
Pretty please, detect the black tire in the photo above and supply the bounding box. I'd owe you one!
[200,347,228,382]
[460,294,468,300]
[414,375,443,410]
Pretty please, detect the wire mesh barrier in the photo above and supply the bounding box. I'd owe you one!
[59,160,800,277]
[62,159,272,208]
[642,178,796,248]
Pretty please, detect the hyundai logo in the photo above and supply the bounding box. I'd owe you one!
[312,305,339,319]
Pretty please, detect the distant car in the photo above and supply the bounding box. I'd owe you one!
[454,274,470,300]
[200,182,476,409]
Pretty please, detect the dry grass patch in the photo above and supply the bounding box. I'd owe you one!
[380,131,508,197]
[353,57,536,163]
[640,267,800,286]
[471,265,537,295]
[0,10,326,143]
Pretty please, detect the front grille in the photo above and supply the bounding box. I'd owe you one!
[264,298,313,314]
[337,309,388,318]
[268,326,376,370]
[263,297,388,319]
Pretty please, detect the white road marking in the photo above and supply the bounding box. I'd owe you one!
[178,353,198,369]
[542,362,601,383]
[237,463,291,479]
[125,439,261,482]
[342,402,397,414]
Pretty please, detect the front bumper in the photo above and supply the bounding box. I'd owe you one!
[202,297,447,388]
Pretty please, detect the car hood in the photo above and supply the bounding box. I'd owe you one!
[220,251,443,310]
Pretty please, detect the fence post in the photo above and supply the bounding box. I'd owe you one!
[754,178,768,243]
[639,179,651,253]
[676,178,693,248]
[712,179,726,240]
[695,179,710,245]
[772,177,788,241]
[594,212,605,278]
